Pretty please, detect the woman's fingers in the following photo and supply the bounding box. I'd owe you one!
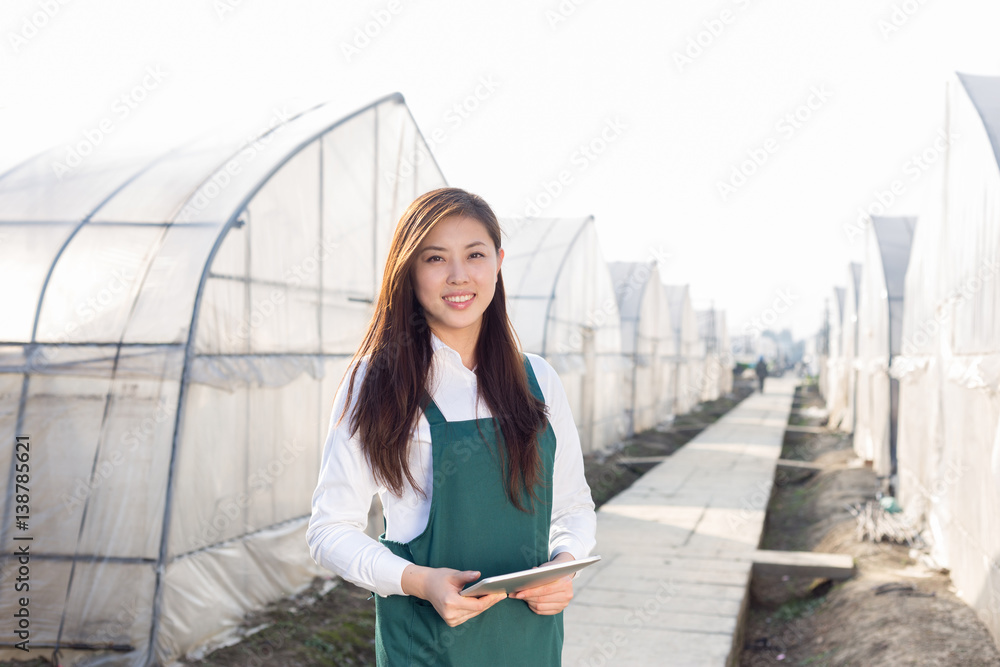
[440,592,506,626]
[513,576,572,599]
[525,600,565,615]
[513,575,573,600]
[512,575,574,615]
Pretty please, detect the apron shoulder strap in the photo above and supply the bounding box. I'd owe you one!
[421,357,544,423]
[420,390,447,426]
[522,354,546,403]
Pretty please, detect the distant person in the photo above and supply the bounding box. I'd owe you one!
[306,187,596,666]
[755,356,767,392]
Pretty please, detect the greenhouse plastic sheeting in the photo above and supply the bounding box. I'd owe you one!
[0,92,447,666]
[894,72,1000,649]
[500,217,628,453]
[608,261,676,434]
[716,311,733,397]
[664,285,706,415]
[854,215,915,477]
[841,262,863,433]
[695,308,732,402]
[0,152,154,222]
[823,286,849,429]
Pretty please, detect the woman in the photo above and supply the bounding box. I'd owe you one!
[306,187,597,666]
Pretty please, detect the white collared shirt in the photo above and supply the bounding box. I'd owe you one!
[306,333,597,597]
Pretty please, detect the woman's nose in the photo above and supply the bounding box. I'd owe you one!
[448,263,469,284]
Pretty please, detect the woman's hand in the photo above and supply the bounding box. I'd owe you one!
[402,564,507,627]
[510,551,576,615]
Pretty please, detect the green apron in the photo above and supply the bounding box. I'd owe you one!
[375,357,563,666]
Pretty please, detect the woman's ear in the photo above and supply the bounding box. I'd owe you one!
[496,247,504,278]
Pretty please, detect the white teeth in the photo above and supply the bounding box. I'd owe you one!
[444,294,474,303]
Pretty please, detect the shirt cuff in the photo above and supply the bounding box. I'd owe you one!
[375,550,413,598]
[549,537,590,562]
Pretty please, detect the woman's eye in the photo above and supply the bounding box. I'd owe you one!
[426,255,443,262]
[469,252,485,259]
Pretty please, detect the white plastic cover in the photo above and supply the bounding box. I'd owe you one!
[854,215,916,476]
[0,93,447,666]
[841,262,863,433]
[894,72,1000,648]
[823,287,849,429]
[608,262,676,434]
[695,308,733,402]
[499,217,628,453]
[664,285,706,415]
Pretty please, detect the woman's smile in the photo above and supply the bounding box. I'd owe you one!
[443,292,476,307]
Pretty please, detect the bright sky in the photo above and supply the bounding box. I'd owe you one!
[2,0,998,339]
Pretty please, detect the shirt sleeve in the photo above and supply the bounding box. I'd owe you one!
[305,359,413,597]
[528,355,598,561]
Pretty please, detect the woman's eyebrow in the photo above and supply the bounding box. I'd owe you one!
[420,241,487,252]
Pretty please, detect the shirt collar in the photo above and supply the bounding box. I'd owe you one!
[430,331,458,358]
[429,331,476,372]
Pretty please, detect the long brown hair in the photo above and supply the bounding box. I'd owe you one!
[340,187,548,512]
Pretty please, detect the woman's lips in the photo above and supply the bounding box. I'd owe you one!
[442,293,475,309]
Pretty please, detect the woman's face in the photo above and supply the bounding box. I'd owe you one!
[411,215,504,347]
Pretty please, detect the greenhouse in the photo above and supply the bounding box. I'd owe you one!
[695,307,732,402]
[499,217,628,453]
[0,93,446,666]
[840,262,863,434]
[664,284,704,415]
[853,215,916,480]
[894,72,1000,647]
[822,286,848,429]
[608,261,676,435]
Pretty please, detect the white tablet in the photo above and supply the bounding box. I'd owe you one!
[459,555,602,597]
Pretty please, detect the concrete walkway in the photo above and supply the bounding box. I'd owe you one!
[563,377,798,667]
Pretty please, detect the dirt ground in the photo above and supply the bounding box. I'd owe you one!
[740,382,1000,667]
